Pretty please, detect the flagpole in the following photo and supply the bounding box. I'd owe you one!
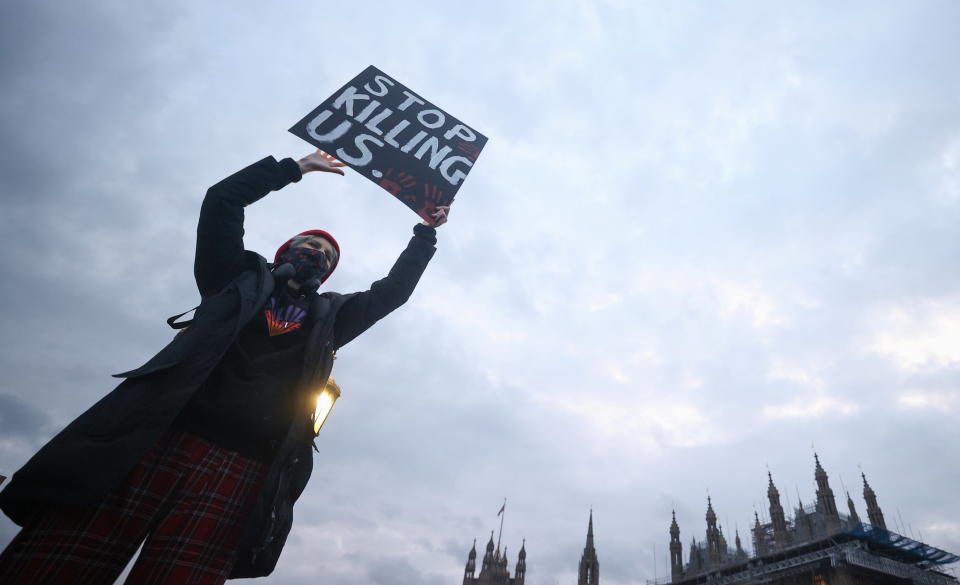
[497,497,506,552]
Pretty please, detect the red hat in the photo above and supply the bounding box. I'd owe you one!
[274,229,340,284]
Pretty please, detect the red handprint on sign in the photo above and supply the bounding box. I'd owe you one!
[376,168,417,196]
[456,141,482,162]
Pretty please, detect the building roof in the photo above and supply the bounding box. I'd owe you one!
[844,523,960,567]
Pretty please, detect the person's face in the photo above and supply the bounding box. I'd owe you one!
[291,236,338,266]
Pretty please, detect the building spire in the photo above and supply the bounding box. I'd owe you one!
[463,539,477,583]
[767,470,789,549]
[670,510,684,581]
[587,508,594,546]
[705,497,721,565]
[813,453,841,533]
[578,510,600,585]
[862,471,887,530]
[846,491,861,527]
[752,510,767,558]
[480,530,495,574]
[515,539,526,585]
[794,493,813,542]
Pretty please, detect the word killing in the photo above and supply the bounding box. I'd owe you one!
[306,76,476,187]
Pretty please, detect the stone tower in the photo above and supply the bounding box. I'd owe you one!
[482,532,495,575]
[813,454,841,533]
[862,472,887,530]
[464,539,477,584]
[752,510,767,557]
[847,492,861,527]
[670,510,684,581]
[767,471,789,549]
[794,495,812,541]
[578,511,599,585]
[515,540,526,585]
[705,497,722,565]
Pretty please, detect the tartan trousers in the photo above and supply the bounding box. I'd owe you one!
[0,430,268,585]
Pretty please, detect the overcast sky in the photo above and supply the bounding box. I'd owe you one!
[2,1,959,584]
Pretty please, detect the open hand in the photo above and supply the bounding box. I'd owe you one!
[423,205,451,227]
[297,149,347,175]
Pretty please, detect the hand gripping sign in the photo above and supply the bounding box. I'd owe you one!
[290,66,488,225]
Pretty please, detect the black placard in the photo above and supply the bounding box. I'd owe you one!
[290,66,487,224]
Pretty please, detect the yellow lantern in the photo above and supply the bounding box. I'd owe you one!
[313,376,341,435]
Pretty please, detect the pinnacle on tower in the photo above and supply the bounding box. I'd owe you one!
[587,509,594,546]
[464,538,478,582]
[794,494,813,542]
[515,539,527,585]
[766,470,788,549]
[669,510,684,581]
[752,510,769,557]
[705,497,721,565]
[578,510,600,585]
[812,454,840,533]
[847,492,861,526]
[481,531,495,571]
[862,471,887,530]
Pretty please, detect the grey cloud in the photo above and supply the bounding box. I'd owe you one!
[3,2,960,585]
[367,556,446,585]
[0,393,50,440]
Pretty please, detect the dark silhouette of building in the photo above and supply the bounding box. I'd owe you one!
[579,511,600,585]
[461,510,600,585]
[667,455,959,585]
[463,532,525,585]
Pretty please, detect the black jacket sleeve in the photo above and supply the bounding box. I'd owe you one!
[194,156,302,297]
[332,224,437,348]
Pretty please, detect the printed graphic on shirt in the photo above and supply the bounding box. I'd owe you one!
[264,296,307,337]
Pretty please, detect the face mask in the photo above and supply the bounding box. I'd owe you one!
[277,247,330,288]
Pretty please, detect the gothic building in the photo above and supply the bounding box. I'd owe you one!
[458,457,956,585]
[462,532,526,585]
[578,511,600,585]
[460,511,600,585]
[667,455,959,585]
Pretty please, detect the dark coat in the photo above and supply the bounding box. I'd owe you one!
[0,156,436,578]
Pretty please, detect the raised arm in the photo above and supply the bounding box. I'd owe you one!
[333,224,438,348]
[194,152,345,297]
